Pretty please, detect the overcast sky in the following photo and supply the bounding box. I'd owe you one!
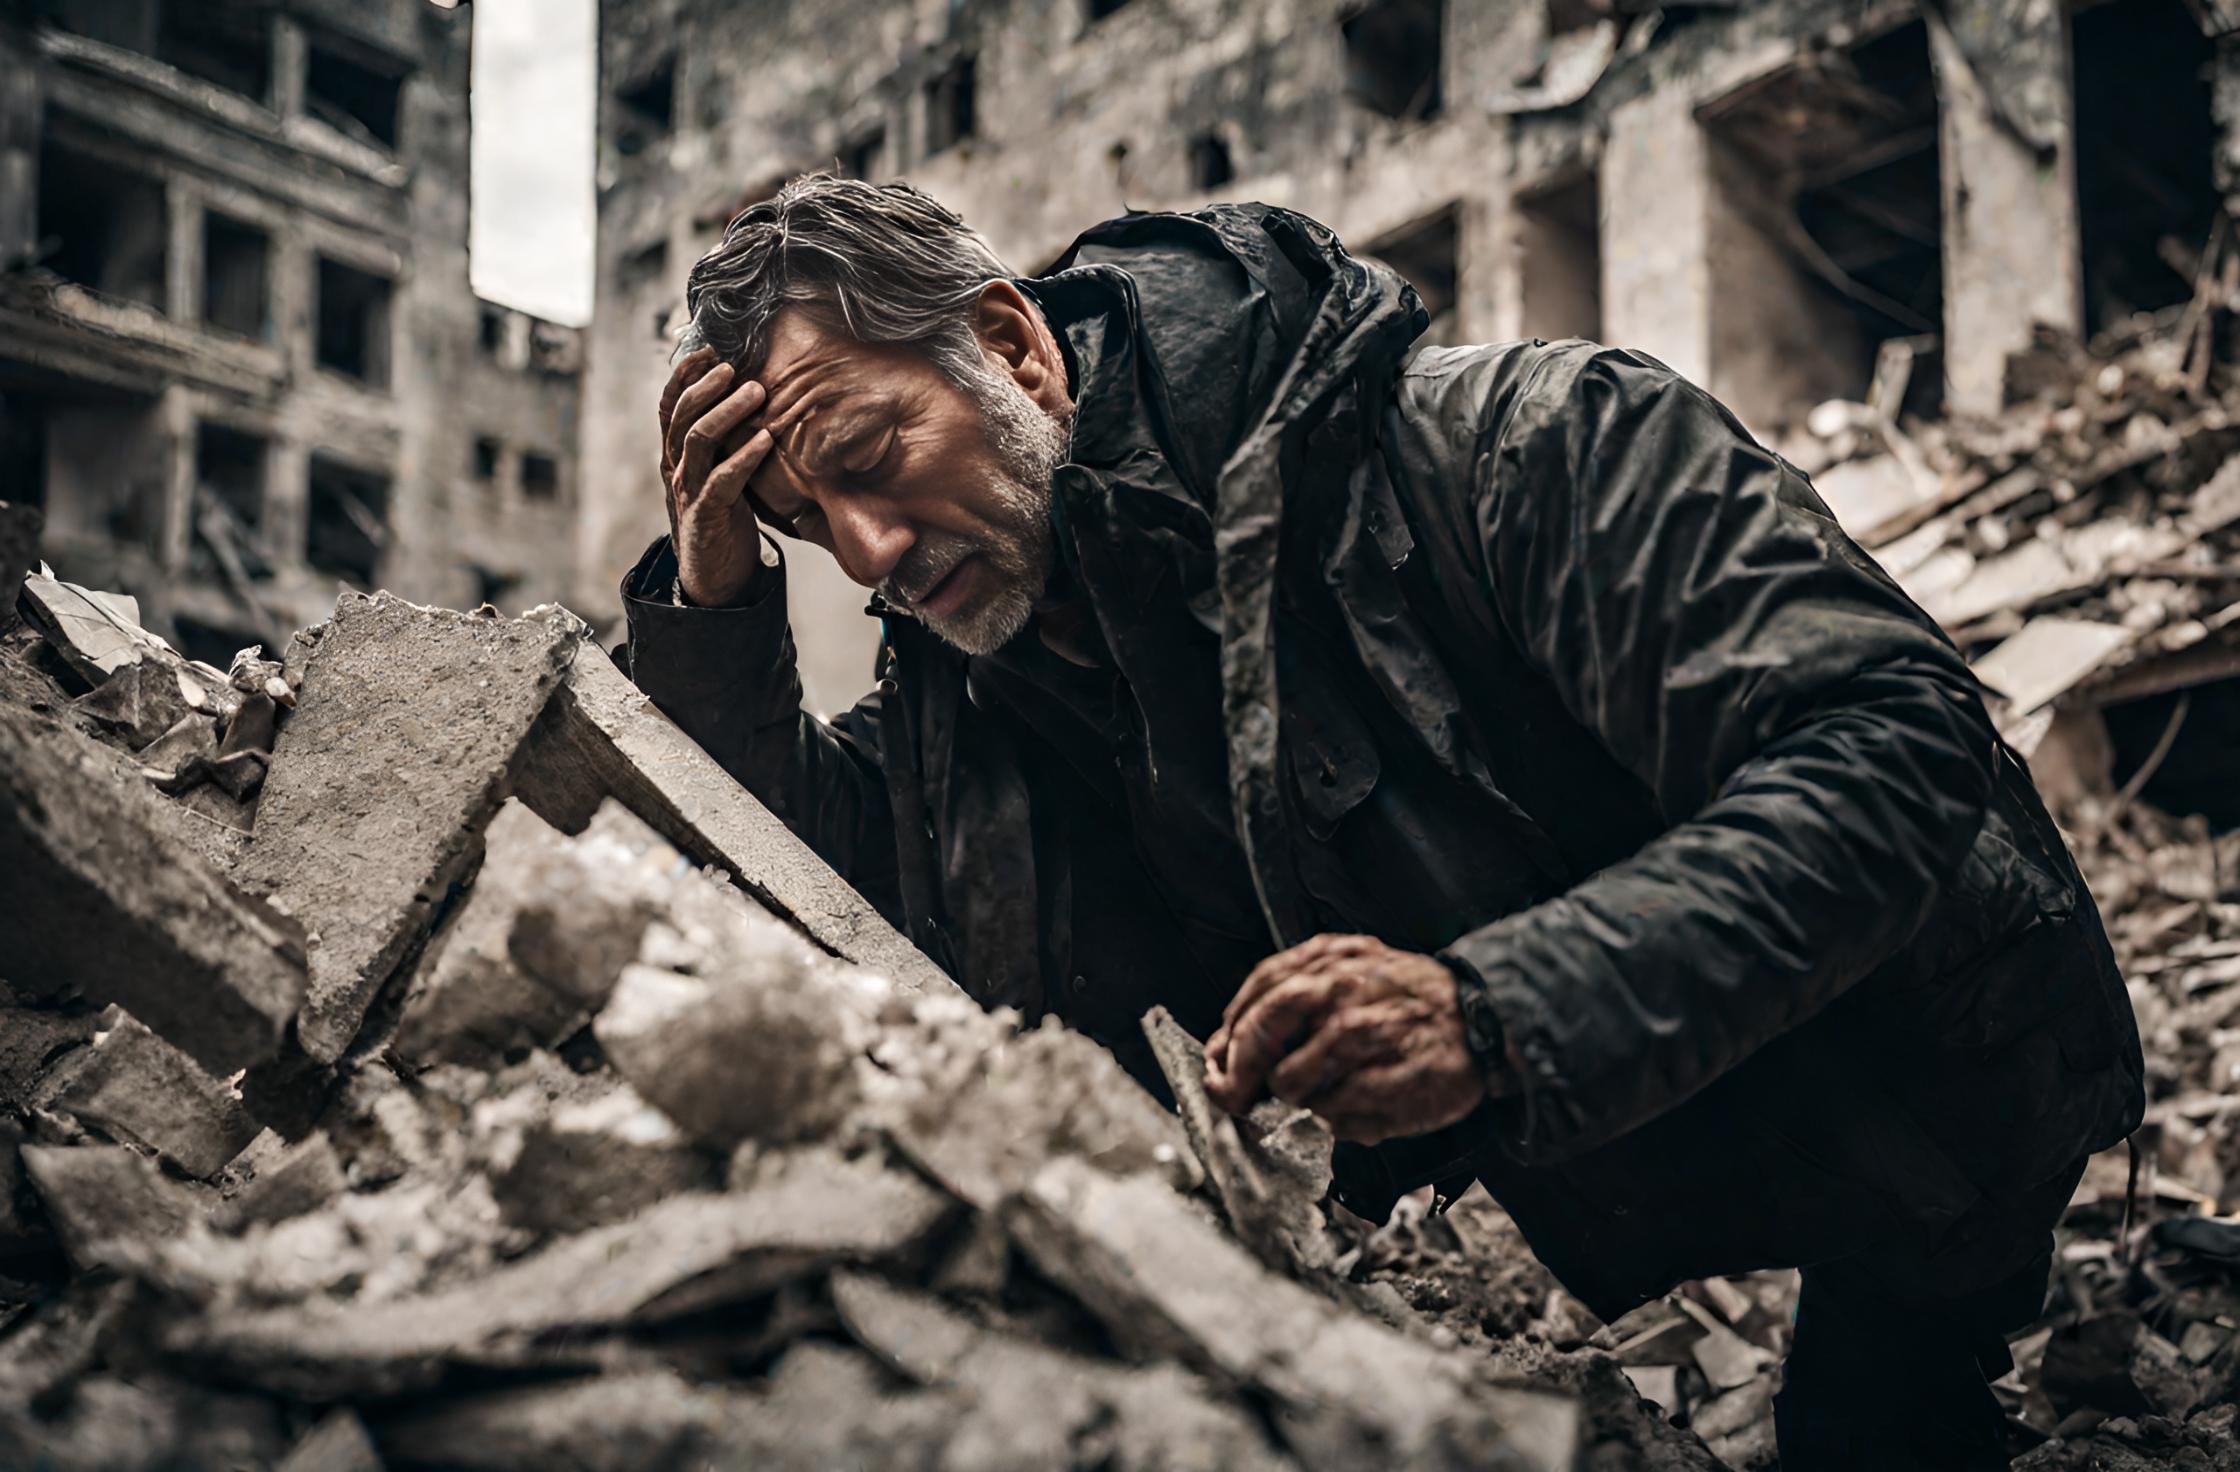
[469,0,596,325]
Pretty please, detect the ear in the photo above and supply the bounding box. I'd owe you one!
[972,280,1070,415]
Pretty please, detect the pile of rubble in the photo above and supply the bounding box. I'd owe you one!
[0,521,1719,1470]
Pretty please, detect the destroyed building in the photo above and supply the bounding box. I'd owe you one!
[582,0,2239,728]
[0,0,586,668]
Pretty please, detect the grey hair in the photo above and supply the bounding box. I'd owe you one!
[681,173,1016,385]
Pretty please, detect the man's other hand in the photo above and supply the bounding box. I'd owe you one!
[1204,933,1487,1146]
[659,346,774,607]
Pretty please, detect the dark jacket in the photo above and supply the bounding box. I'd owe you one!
[622,204,2144,1321]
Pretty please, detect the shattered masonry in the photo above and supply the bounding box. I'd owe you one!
[2,573,1732,1471]
[0,0,586,669]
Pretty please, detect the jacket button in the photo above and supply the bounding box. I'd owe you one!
[1072,974,1089,995]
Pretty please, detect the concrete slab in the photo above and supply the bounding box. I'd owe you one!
[235,594,581,1061]
[0,700,307,1074]
[52,1016,261,1179]
[19,1144,206,1273]
[1006,1159,1570,1472]
[177,1150,952,1396]
[515,645,952,995]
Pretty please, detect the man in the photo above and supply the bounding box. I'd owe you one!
[624,175,2142,1467]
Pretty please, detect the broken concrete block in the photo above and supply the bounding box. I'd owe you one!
[1144,1005,1338,1276]
[234,594,581,1062]
[1006,1159,1569,1472]
[0,1372,287,1472]
[490,1086,713,1237]
[19,1145,204,1272]
[0,701,307,1074]
[177,1150,952,1395]
[212,1135,346,1234]
[833,1270,1301,1472]
[273,1410,382,1472]
[375,1371,744,1471]
[0,1279,134,1408]
[514,645,953,995]
[51,1017,260,1179]
[390,799,713,1071]
[0,1003,97,1112]
[879,1017,1198,1212]
[71,659,198,752]
[595,962,861,1149]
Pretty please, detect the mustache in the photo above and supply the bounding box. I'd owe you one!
[880,533,975,609]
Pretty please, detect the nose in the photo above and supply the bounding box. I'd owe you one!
[822,490,915,588]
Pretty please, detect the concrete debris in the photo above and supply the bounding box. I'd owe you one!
[0,700,306,1075]
[212,1135,348,1235]
[235,593,582,1062]
[0,576,1677,1469]
[49,1017,260,1179]
[18,1145,205,1273]
[18,572,182,684]
[516,645,953,995]
[273,1411,383,1472]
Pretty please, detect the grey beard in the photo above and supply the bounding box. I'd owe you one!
[889,364,1068,657]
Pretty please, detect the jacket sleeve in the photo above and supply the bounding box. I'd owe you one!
[619,535,902,920]
[1437,345,1999,1163]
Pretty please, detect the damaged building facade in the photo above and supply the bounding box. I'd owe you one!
[583,0,2240,725]
[0,0,585,666]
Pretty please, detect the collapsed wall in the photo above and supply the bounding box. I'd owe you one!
[0,544,1714,1471]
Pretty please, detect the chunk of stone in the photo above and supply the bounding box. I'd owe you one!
[490,1086,713,1236]
[595,962,861,1149]
[0,1279,135,1407]
[375,1372,743,1471]
[234,594,581,1061]
[833,1270,1300,1472]
[178,1150,951,1395]
[0,1373,286,1472]
[1144,1005,1338,1275]
[879,1016,1198,1211]
[274,1411,382,1472]
[515,646,953,995]
[0,1003,98,1111]
[1006,1159,1570,1472]
[51,1017,260,1179]
[19,1145,204,1272]
[0,700,306,1074]
[213,1135,347,1234]
[72,659,198,751]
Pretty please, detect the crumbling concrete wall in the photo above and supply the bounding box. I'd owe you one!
[0,0,586,664]
[583,0,2234,714]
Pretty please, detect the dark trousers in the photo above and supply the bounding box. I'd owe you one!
[1772,1158,2086,1471]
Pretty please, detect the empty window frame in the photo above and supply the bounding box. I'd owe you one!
[840,126,886,181]
[520,452,560,501]
[479,305,506,355]
[306,455,389,586]
[1342,0,1442,122]
[1190,132,1235,190]
[1515,167,1602,343]
[157,1,272,102]
[306,39,406,149]
[619,237,670,294]
[925,56,978,156]
[1364,207,1460,345]
[1697,20,1945,422]
[315,257,393,387]
[202,211,270,340]
[614,56,676,157]
[35,141,168,311]
[473,435,502,482]
[195,422,265,527]
[2072,0,2218,338]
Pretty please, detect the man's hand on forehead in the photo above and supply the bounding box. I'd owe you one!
[655,347,779,607]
